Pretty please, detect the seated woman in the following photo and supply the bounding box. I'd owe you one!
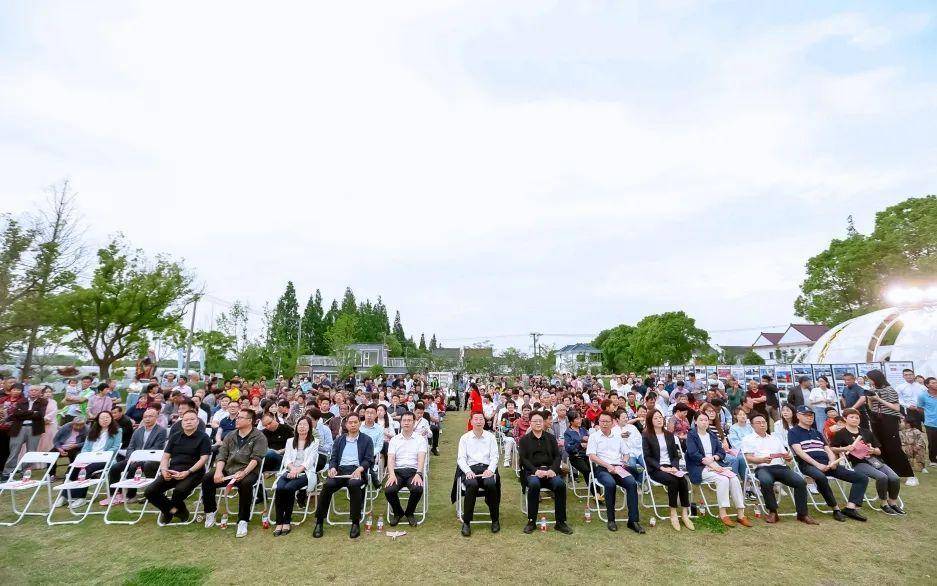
[272,416,319,535]
[643,409,693,531]
[728,407,753,452]
[772,404,796,446]
[60,410,122,509]
[686,412,752,528]
[831,408,904,515]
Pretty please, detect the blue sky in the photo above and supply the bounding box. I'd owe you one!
[0,1,935,352]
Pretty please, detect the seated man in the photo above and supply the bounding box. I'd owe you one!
[52,416,87,478]
[456,412,501,536]
[788,406,868,522]
[201,409,268,538]
[741,413,817,525]
[146,410,211,523]
[385,412,428,527]
[587,412,644,533]
[499,401,521,468]
[518,411,572,534]
[312,412,374,539]
[260,413,293,472]
[103,406,167,505]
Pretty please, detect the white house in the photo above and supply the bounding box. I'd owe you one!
[751,324,829,364]
[555,343,603,374]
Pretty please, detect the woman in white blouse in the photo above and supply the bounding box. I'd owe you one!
[272,416,319,536]
[808,376,837,428]
[772,404,796,446]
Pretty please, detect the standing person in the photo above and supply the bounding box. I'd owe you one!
[642,409,693,531]
[61,376,93,425]
[808,376,837,428]
[312,412,374,539]
[831,408,904,515]
[518,411,573,535]
[841,372,871,429]
[455,412,501,536]
[917,377,937,467]
[87,383,114,418]
[760,375,780,425]
[37,386,59,452]
[146,410,211,524]
[2,384,47,480]
[384,412,428,527]
[864,369,916,485]
[788,377,811,411]
[745,380,769,423]
[897,369,926,430]
[467,383,483,431]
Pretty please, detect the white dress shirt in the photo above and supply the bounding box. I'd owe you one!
[611,424,643,458]
[586,429,628,466]
[413,417,431,440]
[457,430,498,474]
[741,432,788,468]
[388,432,427,470]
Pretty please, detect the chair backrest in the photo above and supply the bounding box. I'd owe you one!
[126,449,164,465]
[73,450,114,467]
[20,451,60,466]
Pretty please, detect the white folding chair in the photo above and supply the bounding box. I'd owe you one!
[216,457,267,525]
[455,472,498,526]
[385,457,429,525]
[104,449,164,525]
[47,450,116,525]
[588,460,629,522]
[0,451,59,526]
[519,471,558,525]
[158,454,213,527]
[834,458,905,513]
[743,454,799,518]
[785,446,833,515]
[640,447,695,520]
[326,461,382,526]
[270,441,319,526]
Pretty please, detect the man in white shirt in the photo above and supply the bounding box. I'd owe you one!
[384,412,428,526]
[897,369,926,430]
[587,412,643,533]
[172,376,193,398]
[741,413,815,525]
[456,412,500,536]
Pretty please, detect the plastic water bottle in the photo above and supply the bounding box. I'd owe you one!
[365,515,373,534]
[22,468,31,482]
[754,509,762,519]
[219,514,228,529]
[77,467,86,482]
[376,517,384,533]
[584,507,592,523]
[133,467,143,483]
[262,514,270,529]
[225,480,235,496]
[540,515,547,532]
[648,516,657,527]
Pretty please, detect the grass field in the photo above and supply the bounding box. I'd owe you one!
[0,410,934,585]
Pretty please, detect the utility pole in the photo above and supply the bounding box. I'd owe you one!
[183,295,199,377]
[530,332,542,358]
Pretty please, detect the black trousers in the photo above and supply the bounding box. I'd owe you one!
[754,465,807,516]
[384,467,423,517]
[568,453,594,493]
[273,474,309,525]
[648,468,690,508]
[315,465,366,524]
[201,471,260,522]
[430,424,440,449]
[145,470,205,513]
[525,474,567,523]
[109,459,160,497]
[463,463,499,523]
[926,426,937,463]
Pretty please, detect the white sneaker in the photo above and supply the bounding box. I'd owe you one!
[68,498,87,509]
[236,520,248,537]
[906,477,919,487]
[204,511,216,528]
[53,495,67,508]
[807,484,819,494]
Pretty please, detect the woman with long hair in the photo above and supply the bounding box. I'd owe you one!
[37,385,59,452]
[809,376,837,428]
[686,411,752,527]
[272,416,318,535]
[773,404,796,446]
[864,369,914,483]
[643,409,693,531]
[60,410,122,508]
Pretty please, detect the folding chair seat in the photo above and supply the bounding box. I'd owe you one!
[385,458,429,525]
[519,474,557,525]
[0,451,59,526]
[588,460,630,522]
[215,457,268,524]
[640,449,695,520]
[744,454,798,518]
[325,460,382,526]
[47,450,116,525]
[104,449,164,525]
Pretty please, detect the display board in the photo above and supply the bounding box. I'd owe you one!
[884,361,914,387]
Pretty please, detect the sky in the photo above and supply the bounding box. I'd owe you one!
[1,1,936,354]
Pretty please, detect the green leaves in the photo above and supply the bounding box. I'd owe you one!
[594,312,709,372]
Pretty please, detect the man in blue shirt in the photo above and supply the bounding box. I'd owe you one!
[788,406,868,522]
[916,377,937,465]
[313,412,374,539]
[840,373,870,429]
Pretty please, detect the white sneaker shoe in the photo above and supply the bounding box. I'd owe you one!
[906,477,919,487]
[68,498,87,509]
[53,495,67,508]
[236,521,248,537]
[204,511,216,528]
[807,484,819,494]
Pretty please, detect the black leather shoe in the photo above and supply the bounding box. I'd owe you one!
[843,508,867,522]
[627,521,646,534]
[349,523,361,538]
[388,514,400,527]
[312,522,324,538]
[891,504,906,515]
[555,522,573,534]
[432,448,440,456]
[406,514,418,527]
[491,520,500,533]
[607,520,618,532]
[159,509,173,525]
[175,504,190,524]
[461,522,471,537]
[523,521,535,534]
[832,510,846,522]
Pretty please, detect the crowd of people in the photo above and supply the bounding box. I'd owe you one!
[0,365,934,540]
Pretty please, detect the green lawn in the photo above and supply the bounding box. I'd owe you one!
[0,410,934,585]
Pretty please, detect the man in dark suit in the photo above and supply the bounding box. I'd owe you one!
[2,384,47,479]
[313,412,374,539]
[518,411,573,535]
[103,406,168,504]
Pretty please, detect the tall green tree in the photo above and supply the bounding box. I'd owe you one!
[195,330,235,375]
[627,311,709,371]
[0,216,34,357]
[327,313,359,377]
[324,299,339,331]
[795,195,937,324]
[418,333,427,351]
[340,286,357,316]
[266,282,300,377]
[374,296,390,334]
[593,324,636,373]
[354,299,386,343]
[301,289,326,355]
[429,334,437,351]
[46,237,193,378]
[392,310,406,343]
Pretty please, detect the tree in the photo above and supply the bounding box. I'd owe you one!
[217,300,251,371]
[593,324,636,373]
[300,290,324,355]
[429,334,437,351]
[353,299,386,343]
[327,313,358,377]
[324,300,339,332]
[418,333,427,351]
[374,297,390,334]
[627,312,709,372]
[340,287,357,316]
[795,195,937,324]
[46,237,193,378]
[392,311,406,344]
[740,350,766,365]
[0,216,34,357]
[266,282,300,377]
[195,330,235,375]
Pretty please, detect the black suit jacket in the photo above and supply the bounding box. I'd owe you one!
[7,397,47,436]
[642,430,681,474]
